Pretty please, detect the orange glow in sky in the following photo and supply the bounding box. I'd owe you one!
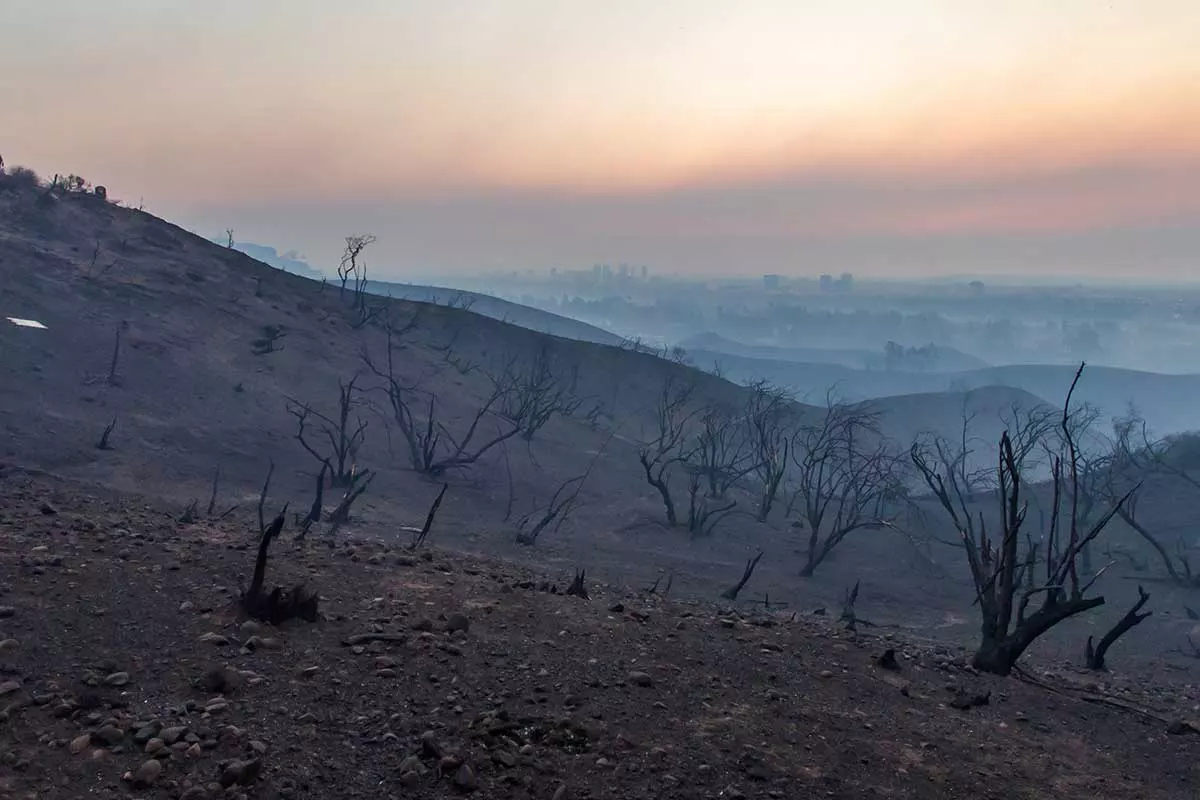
[3,0,1198,277]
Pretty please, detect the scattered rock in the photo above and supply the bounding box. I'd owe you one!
[609,603,625,613]
[446,613,470,633]
[628,671,654,687]
[160,726,188,745]
[219,759,262,788]
[131,758,163,787]
[69,734,91,755]
[452,763,477,792]
[0,607,14,619]
[0,639,18,653]
[0,680,21,698]
[1167,719,1198,736]
[104,671,131,687]
[94,725,126,748]
[420,730,443,759]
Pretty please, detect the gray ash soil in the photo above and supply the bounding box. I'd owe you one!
[1,470,1197,800]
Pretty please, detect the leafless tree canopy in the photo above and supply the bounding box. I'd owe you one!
[362,313,523,477]
[1106,412,1200,587]
[286,374,369,488]
[744,380,793,522]
[499,344,583,441]
[637,375,700,527]
[789,397,906,577]
[338,234,376,298]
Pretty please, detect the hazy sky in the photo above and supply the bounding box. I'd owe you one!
[4,1,1199,279]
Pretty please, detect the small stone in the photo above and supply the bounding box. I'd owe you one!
[145,738,165,754]
[104,671,131,687]
[187,743,203,758]
[628,671,653,687]
[239,620,264,637]
[132,758,163,787]
[219,759,262,787]
[819,670,835,679]
[0,680,21,697]
[608,603,625,613]
[492,749,516,767]
[420,730,443,758]
[399,754,422,774]
[453,763,478,792]
[413,619,435,632]
[199,632,230,646]
[180,787,209,800]
[160,726,188,745]
[92,725,124,746]
[0,639,18,653]
[299,666,320,678]
[69,734,92,754]
[445,613,470,633]
[552,785,568,800]
[179,601,195,612]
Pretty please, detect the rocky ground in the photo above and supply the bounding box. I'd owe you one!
[1,467,1198,800]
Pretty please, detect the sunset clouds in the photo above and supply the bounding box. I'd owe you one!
[4,0,1198,277]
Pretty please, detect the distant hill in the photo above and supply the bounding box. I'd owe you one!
[369,280,627,347]
[680,332,990,372]
[218,240,326,280]
[689,349,1199,435]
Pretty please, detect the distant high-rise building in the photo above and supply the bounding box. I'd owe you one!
[640,265,648,280]
[819,273,834,292]
[763,274,782,290]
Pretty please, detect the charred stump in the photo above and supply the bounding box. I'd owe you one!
[240,508,319,624]
[566,569,588,599]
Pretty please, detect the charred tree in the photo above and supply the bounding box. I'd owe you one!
[96,417,117,450]
[721,551,764,601]
[686,468,737,537]
[410,482,448,549]
[295,462,328,542]
[286,375,369,487]
[746,381,793,522]
[363,315,523,477]
[637,375,699,527]
[913,363,1137,676]
[516,473,586,546]
[1086,585,1151,671]
[791,397,905,577]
